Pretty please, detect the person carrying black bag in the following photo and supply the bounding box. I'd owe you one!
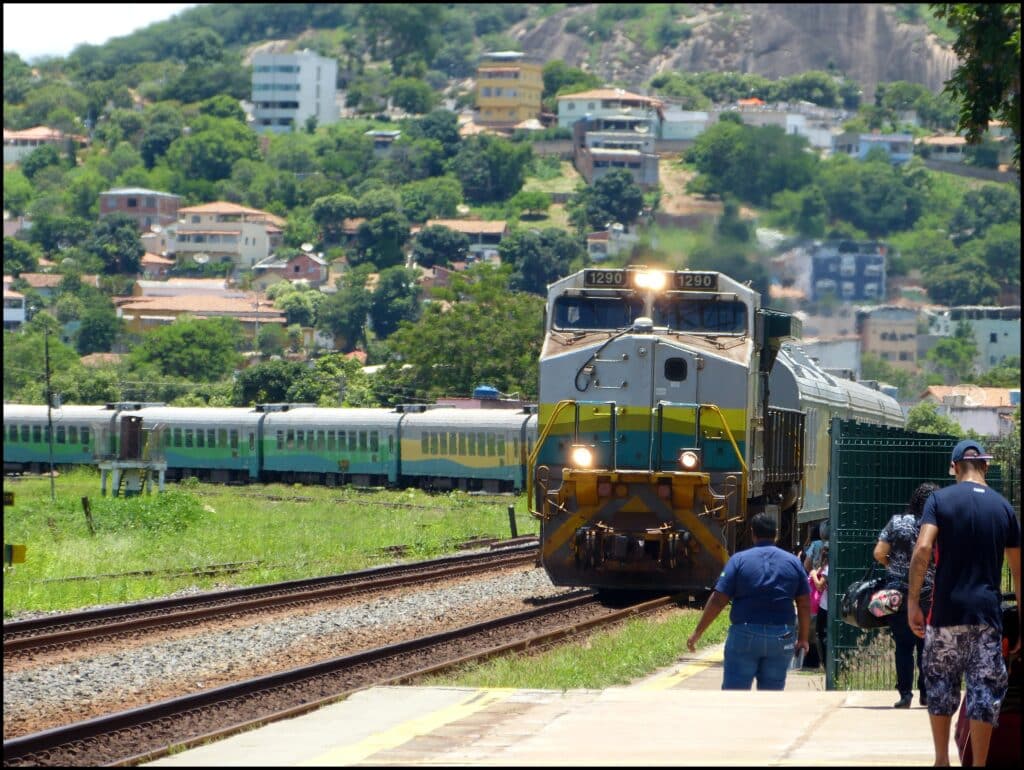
[874,482,939,708]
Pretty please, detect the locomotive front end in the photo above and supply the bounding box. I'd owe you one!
[531,268,760,593]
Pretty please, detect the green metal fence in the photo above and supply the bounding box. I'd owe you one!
[824,419,1014,691]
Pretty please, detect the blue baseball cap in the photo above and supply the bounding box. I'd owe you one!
[950,439,993,463]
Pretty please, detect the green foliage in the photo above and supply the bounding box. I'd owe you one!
[91,490,207,534]
[567,170,645,231]
[387,77,439,114]
[922,255,1001,307]
[448,134,533,204]
[411,225,470,268]
[3,237,41,275]
[75,304,123,355]
[83,213,145,275]
[129,317,243,381]
[3,328,80,401]
[165,114,260,183]
[399,175,462,222]
[233,358,307,404]
[370,266,422,338]
[904,401,964,436]
[975,357,1021,387]
[933,3,1021,168]
[500,227,586,295]
[924,321,980,382]
[317,266,374,352]
[3,168,34,216]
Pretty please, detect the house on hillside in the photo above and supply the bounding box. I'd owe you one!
[475,51,543,129]
[139,253,175,280]
[4,286,26,330]
[167,202,285,271]
[251,49,338,133]
[3,126,88,164]
[117,293,285,339]
[99,188,182,232]
[920,385,1020,438]
[251,251,329,291]
[922,305,1021,374]
[420,219,508,263]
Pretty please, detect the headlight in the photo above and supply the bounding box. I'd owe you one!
[570,445,594,468]
[679,450,700,470]
[634,271,666,291]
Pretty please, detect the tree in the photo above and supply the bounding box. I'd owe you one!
[411,225,469,268]
[352,211,410,269]
[961,221,1021,295]
[509,190,552,219]
[20,144,63,181]
[923,255,1001,306]
[311,193,359,244]
[403,109,461,158]
[3,168,34,216]
[83,213,145,275]
[256,324,287,358]
[387,77,438,114]
[905,401,964,437]
[233,358,306,405]
[568,170,645,232]
[129,317,243,381]
[925,321,980,383]
[317,267,374,351]
[399,175,462,222]
[976,356,1021,387]
[448,134,533,203]
[198,94,246,123]
[4,237,41,275]
[76,304,123,355]
[933,3,1021,169]
[165,114,259,183]
[499,228,585,295]
[370,266,421,338]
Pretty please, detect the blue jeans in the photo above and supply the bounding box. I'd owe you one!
[722,622,796,690]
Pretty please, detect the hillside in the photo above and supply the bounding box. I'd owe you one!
[507,3,956,102]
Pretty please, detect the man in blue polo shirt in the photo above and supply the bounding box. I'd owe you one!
[908,439,1022,768]
[687,512,811,690]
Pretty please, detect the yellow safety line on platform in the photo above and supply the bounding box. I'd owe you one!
[637,646,724,691]
[300,688,513,766]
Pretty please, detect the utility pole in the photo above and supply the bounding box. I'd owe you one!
[44,327,55,501]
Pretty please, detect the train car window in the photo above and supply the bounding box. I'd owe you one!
[327,431,336,450]
[56,426,65,444]
[552,295,644,331]
[421,433,429,454]
[359,431,368,451]
[8,424,17,442]
[208,429,216,447]
[296,429,304,448]
[348,431,357,451]
[318,430,325,450]
[219,429,228,448]
[81,426,90,447]
[514,437,520,458]
[439,432,447,454]
[487,433,496,456]
[654,299,747,333]
[286,429,295,449]
[174,428,182,448]
[467,432,476,456]
[249,432,255,451]
[69,426,78,445]
[32,425,41,443]
[370,431,379,452]
[449,432,458,455]
[44,426,50,443]
[230,430,238,450]
[459,432,467,455]
[664,358,687,381]
[277,431,284,449]
[496,434,505,456]
[21,425,29,442]
[185,429,194,448]
[388,435,394,453]
[429,432,438,455]
[196,429,205,448]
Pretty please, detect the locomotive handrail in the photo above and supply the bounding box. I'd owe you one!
[650,401,702,471]
[526,399,578,520]
[698,402,748,510]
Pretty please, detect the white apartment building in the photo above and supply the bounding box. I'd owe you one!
[251,49,338,133]
[924,305,1021,373]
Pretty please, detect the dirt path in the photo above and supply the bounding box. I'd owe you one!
[657,159,723,218]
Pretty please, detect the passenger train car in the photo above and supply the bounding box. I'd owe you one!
[530,267,903,593]
[3,403,538,493]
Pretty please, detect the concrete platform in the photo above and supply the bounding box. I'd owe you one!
[147,644,955,766]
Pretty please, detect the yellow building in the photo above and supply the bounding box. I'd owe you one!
[475,51,542,128]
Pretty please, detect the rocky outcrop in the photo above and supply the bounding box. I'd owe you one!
[509,4,957,100]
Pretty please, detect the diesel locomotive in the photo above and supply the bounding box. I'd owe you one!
[529,267,903,593]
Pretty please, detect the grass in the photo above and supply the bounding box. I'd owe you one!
[522,161,582,196]
[418,609,730,690]
[2,468,535,616]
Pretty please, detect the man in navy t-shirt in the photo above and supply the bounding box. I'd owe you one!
[908,439,1022,768]
[687,512,811,690]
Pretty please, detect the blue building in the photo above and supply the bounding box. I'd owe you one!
[810,241,887,301]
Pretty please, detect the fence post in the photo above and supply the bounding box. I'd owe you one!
[507,505,518,538]
[81,496,95,536]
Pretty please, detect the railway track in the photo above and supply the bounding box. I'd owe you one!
[3,537,539,658]
[2,592,679,767]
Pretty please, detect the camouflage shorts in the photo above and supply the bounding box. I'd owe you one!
[922,624,1008,724]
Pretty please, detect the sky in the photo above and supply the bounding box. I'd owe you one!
[3,3,198,61]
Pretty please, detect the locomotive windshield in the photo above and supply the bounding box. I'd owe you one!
[653,298,747,334]
[553,295,645,330]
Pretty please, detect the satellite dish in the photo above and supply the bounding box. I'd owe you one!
[300,242,314,253]
[193,253,210,265]
[151,224,163,234]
